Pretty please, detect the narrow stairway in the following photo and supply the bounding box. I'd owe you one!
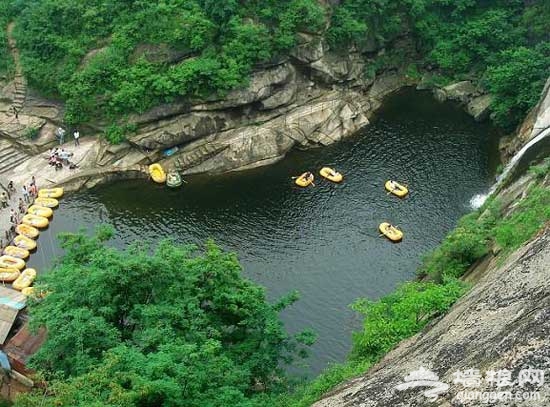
[0,138,30,174]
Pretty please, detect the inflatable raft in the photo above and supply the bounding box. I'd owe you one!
[28,205,53,218]
[38,187,64,198]
[34,197,59,208]
[167,171,182,188]
[379,222,403,242]
[16,224,39,239]
[295,172,314,187]
[23,214,49,229]
[319,167,343,183]
[13,268,37,291]
[149,163,167,184]
[3,246,30,260]
[385,180,408,198]
[0,268,20,282]
[14,235,37,251]
[0,255,26,270]
[21,287,34,296]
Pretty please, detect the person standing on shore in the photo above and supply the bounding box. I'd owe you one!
[22,185,30,203]
[10,208,17,224]
[19,198,26,213]
[0,191,7,208]
[74,130,80,146]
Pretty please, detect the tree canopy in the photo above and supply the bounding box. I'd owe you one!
[0,0,548,130]
[15,227,314,407]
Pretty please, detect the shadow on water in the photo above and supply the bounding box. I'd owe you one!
[27,88,500,375]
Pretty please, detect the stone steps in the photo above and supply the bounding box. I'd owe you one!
[0,140,30,174]
[175,143,227,169]
[5,23,27,116]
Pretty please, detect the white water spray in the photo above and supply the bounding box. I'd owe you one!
[469,125,550,209]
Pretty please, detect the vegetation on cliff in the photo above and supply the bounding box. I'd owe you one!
[329,0,550,128]
[1,1,548,130]
[16,227,314,407]
[6,0,324,125]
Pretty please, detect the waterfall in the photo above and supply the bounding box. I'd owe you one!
[470,125,550,209]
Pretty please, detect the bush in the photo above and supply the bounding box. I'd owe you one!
[485,45,550,129]
[23,126,39,140]
[350,280,467,361]
[494,186,550,251]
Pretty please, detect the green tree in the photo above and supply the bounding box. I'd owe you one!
[17,227,313,406]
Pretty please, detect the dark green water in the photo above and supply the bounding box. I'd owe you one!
[28,89,499,374]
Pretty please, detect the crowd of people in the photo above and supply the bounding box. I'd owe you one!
[48,147,78,170]
[0,177,38,248]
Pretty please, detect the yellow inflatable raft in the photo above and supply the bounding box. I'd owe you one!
[28,205,53,218]
[15,224,39,239]
[3,246,30,260]
[0,255,25,270]
[21,287,34,296]
[22,214,49,229]
[38,187,64,198]
[149,163,167,184]
[295,172,314,187]
[0,268,20,282]
[14,235,37,251]
[385,180,409,198]
[379,222,404,242]
[319,167,343,183]
[34,197,59,208]
[13,268,37,291]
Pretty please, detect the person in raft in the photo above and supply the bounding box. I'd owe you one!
[304,171,313,181]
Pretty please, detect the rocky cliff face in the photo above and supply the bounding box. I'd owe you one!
[0,29,494,183]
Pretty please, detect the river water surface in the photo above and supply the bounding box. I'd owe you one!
[27,89,500,374]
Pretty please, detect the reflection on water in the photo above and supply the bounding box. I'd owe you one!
[27,89,499,375]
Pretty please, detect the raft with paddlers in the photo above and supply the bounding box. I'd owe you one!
[3,246,30,260]
[379,222,404,242]
[22,214,49,229]
[385,180,408,198]
[0,255,26,270]
[0,268,20,282]
[38,187,64,198]
[27,205,53,218]
[16,224,39,239]
[13,268,37,291]
[14,235,37,251]
[295,172,315,187]
[149,163,167,184]
[319,167,343,183]
[34,197,59,208]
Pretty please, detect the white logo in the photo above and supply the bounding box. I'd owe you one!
[394,367,449,401]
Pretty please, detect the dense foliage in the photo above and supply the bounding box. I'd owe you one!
[9,0,324,124]
[328,0,550,128]
[1,0,548,129]
[16,227,313,407]
[0,0,14,77]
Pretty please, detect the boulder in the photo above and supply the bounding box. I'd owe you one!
[439,81,478,104]
[466,94,492,122]
[291,33,324,64]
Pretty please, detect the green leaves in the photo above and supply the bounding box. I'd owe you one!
[350,280,467,361]
[21,230,312,406]
[11,0,325,129]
